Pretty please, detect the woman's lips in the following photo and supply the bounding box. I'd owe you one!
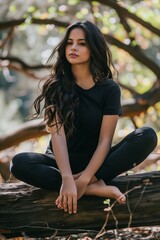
[69,53,79,58]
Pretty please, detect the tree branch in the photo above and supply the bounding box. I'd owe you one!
[115,7,136,44]
[105,34,160,79]
[122,86,160,116]
[86,0,160,37]
[1,1,160,38]
[0,18,69,30]
[0,56,51,69]
[118,82,138,95]
[0,56,52,79]
[0,86,160,151]
[1,27,160,82]
[0,28,14,50]
[0,119,47,151]
[8,64,42,79]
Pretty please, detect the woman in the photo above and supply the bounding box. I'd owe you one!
[11,21,157,214]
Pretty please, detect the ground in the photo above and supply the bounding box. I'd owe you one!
[9,226,160,240]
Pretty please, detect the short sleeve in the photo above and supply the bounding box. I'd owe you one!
[103,82,122,116]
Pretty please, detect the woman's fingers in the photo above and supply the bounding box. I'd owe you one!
[62,194,68,212]
[55,196,60,205]
[67,194,77,214]
[67,194,73,214]
[55,195,63,209]
[56,194,77,214]
[72,195,77,214]
[63,194,77,214]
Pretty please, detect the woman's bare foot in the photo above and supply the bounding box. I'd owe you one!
[84,179,126,204]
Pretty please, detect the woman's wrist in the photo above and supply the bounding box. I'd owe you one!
[79,172,91,184]
[62,174,74,180]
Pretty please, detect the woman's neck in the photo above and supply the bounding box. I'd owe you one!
[71,64,94,89]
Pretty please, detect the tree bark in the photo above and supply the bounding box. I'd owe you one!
[0,18,69,30]
[0,119,47,151]
[0,171,160,238]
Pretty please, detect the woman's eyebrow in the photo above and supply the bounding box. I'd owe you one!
[68,38,86,41]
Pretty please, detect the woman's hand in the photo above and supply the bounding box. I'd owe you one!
[55,176,77,214]
[73,171,88,199]
[73,171,83,180]
[75,176,89,200]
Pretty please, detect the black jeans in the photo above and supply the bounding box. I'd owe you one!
[11,127,157,191]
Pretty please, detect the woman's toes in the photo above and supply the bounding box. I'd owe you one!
[117,194,126,204]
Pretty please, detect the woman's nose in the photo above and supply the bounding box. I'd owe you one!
[71,44,78,51]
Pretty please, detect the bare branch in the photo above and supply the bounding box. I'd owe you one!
[0,28,14,50]
[0,56,51,69]
[86,0,160,37]
[115,8,136,43]
[0,119,47,151]
[105,34,160,79]
[0,86,160,151]
[1,1,159,38]
[8,64,42,79]
[1,28,160,83]
[118,82,138,95]
[0,56,52,79]
[0,18,69,30]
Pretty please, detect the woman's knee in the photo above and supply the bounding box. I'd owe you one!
[141,126,157,142]
[139,126,157,150]
[10,152,28,175]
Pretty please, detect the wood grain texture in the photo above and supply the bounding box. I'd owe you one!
[0,171,160,238]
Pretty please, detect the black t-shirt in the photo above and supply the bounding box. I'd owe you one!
[46,79,122,173]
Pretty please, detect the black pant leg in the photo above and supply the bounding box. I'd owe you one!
[95,127,157,183]
[11,152,62,191]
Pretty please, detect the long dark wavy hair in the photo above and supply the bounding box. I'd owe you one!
[34,21,115,138]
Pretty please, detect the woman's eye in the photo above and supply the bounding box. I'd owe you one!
[79,42,86,46]
[66,41,87,46]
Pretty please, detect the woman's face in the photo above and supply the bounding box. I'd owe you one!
[65,28,91,66]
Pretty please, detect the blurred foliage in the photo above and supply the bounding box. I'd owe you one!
[0,0,159,144]
[0,5,160,238]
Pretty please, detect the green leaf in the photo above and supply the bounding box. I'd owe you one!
[131,40,138,47]
[92,1,100,6]
[9,5,16,12]
[75,12,84,19]
[103,199,110,205]
[68,0,79,6]
[48,6,56,14]
[27,6,36,13]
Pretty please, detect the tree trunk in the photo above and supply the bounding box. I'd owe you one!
[0,171,160,239]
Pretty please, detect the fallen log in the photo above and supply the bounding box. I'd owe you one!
[0,171,160,239]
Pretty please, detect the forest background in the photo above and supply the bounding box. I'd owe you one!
[0,0,159,180]
[0,0,160,238]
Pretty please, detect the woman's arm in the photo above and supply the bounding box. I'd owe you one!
[75,115,119,198]
[49,123,77,214]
